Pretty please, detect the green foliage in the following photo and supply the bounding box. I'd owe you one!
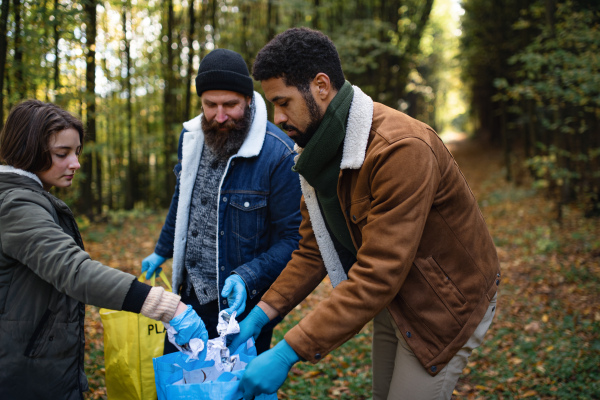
[1,0,446,215]
[498,1,600,217]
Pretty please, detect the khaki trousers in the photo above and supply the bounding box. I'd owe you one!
[372,294,497,400]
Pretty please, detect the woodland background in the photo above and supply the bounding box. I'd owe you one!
[1,0,598,218]
[0,0,598,398]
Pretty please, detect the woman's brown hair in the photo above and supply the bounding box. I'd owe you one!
[0,99,84,173]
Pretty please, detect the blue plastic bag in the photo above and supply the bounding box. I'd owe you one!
[153,339,277,400]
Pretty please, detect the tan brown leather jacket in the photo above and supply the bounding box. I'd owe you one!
[261,86,500,376]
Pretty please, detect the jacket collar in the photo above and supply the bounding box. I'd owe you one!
[294,85,374,170]
[340,86,374,169]
[181,90,268,158]
[0,165,43,188]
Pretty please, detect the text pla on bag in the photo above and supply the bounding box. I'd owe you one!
[148,323,166,335]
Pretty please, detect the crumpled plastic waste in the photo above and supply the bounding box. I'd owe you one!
[164,310,242,368]
[205,310,241,372]
[164,321,206,362]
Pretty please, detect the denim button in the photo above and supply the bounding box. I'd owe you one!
[252,290,257,295]
[244,202,250,208]
[221,266,225,271]
[431,366,437,372]
[223,299,227,305]
[220,231,224,235]
[223,196,227,202]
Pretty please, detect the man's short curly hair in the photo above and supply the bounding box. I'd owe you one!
[252,27,345,92]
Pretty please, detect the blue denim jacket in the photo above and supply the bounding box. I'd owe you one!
[154,94,301,318]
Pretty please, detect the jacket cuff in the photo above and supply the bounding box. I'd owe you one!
[154,243,173,259]
[140,287,181,323]
[122,279,152,313]
[233,264,260,299]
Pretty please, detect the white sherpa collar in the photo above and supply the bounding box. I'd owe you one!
[0,165,43,188]
[293,85,374,169]
[340,85,374,169]
[181,91,267,159]
[292,86,375,288]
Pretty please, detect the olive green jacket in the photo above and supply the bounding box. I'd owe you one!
[0,166,136,400]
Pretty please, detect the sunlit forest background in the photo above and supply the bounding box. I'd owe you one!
[1,0,597,220]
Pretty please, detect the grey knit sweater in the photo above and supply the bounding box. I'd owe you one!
[183,145,227,304]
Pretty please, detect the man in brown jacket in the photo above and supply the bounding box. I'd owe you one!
[228,27,500,400]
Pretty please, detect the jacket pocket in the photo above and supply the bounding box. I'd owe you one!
[229,193,268,241]
[413,257,467,324]
[347,198,371,246]
[24,308,57,358]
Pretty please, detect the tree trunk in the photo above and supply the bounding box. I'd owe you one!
[0,0,10,126]
[184,0,195,121]
[162,0,176,207]
[53,0,61,104]
[240,1,249,60]
[80,0,98,217]
[266,0,275,41]
[500,100,512,182]
[12,0,25,99]
[395,0,434,103]
[123,3,134,210]
[211,0,217,41]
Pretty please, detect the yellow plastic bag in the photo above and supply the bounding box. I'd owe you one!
[100,271,172,400]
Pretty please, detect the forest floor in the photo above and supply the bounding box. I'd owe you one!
[81,135,600,399]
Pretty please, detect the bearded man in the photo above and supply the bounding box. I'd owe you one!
[141,48,302,355]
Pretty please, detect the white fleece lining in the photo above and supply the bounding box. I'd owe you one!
[299,176,347,287]
[296,86,374,287]
[341,86,374,169]
[0,165,43,188]
[172,92,268,295]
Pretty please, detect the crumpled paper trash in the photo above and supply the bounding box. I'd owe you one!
[163,322,206,362]
[205,310,240,372]
[164,310,241,368]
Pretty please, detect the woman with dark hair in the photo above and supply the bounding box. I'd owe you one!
[0,100,208,400]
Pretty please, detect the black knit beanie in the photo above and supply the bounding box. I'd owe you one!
[195,49,254,98]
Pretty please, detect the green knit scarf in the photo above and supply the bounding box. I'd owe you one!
[293,81,356,256]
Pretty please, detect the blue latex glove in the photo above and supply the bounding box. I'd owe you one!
[168,305,209,346]
[239,339,300,399]
[227,306,270,352]
[221,274,247,316]
[141,252,166,279]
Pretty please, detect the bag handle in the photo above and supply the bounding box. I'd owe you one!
[138,270,173,292]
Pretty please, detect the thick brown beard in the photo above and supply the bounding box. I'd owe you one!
[201,105,252,160]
